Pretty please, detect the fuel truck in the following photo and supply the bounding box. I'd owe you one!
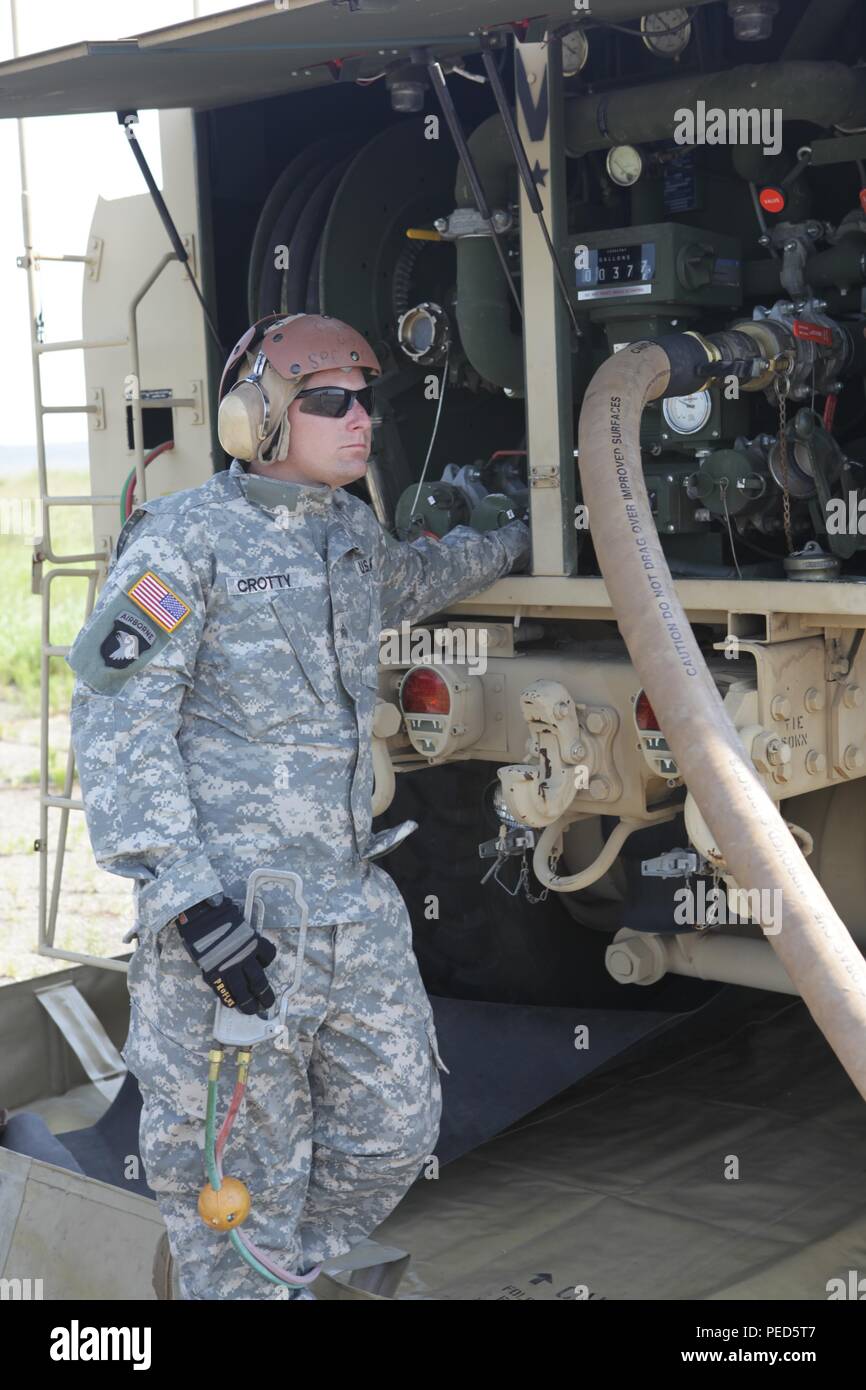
[2,0,866,1301]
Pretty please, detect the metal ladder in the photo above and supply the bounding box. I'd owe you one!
[14,79,198,976]
[15,88,129,974]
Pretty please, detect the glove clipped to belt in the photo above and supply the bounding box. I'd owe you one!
[175,894,277,1015]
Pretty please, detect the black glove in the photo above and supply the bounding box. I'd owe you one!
[175,894,277,1015]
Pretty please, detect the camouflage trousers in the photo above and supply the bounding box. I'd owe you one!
[121,864,447,1300]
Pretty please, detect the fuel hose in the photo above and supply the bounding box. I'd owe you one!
[577,340,866,1102]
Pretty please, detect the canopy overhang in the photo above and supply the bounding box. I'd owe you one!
[0,0,723,119]
[0,0,577,118]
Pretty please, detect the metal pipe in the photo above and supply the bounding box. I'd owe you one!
[47,734,79,955]
[48,496,122,506]
[38,569,97,960]
[782,0,861,61]
[743,234,866,297]
[36,947,129,974]
[36,337,127,353]
[605,928,800,993]
[535,815,648,892]
[453,115,525,392]
[564,62,866,156]
[426,57,522,322]
[28,253,94,265]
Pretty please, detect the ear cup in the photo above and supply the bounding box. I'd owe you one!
[217,383,266,461]
[217,357,306,463]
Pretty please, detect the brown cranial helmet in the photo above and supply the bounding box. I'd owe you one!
[217,312,383,465]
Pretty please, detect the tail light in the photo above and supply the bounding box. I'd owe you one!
[397,663,483,759]
[633,688,679,780]
[634,689,660,731]
[400,667,451,715]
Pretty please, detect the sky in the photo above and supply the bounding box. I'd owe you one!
[0,1,261,448]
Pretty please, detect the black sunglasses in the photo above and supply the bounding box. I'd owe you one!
[296,386,374,419]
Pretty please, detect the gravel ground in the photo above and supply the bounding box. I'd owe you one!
[0,686,133,981]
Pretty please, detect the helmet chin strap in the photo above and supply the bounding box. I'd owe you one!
[258,408,292,466]
[257,366,310,465]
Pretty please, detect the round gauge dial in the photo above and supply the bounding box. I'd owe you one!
[605,144,644,188]
[640,8,692,60]
[662,390,712,436]
[561,27,589,77]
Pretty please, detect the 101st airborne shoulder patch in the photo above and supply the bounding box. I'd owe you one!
[67,568,194,694]
[99,609,157,670]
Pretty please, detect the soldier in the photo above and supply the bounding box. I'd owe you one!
[67,313,531,1300]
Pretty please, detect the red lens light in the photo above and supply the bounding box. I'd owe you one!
[401,667,451,715]
[634,690,660,731]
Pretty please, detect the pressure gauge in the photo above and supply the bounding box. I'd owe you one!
[561,26,589,76]
[662,390,712,436]
[605,144,644,188]
[640,8,692,60]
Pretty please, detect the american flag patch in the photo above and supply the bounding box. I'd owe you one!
[127,571,191,633]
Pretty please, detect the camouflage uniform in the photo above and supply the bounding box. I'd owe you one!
[67,458,530,1299]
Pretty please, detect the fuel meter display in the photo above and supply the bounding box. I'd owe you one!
[575,242,656,300]
[597,245,644,283]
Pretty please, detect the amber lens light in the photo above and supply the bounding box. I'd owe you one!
[634,689,661,731]
[400,667,451,715]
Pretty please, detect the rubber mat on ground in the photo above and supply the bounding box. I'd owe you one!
[429,989,719,1166]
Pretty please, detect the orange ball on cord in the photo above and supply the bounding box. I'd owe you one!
[198,1177,251,1231]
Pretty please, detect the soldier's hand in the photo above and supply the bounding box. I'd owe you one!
[175,895,277,1015]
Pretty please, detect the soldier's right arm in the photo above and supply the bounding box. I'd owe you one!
[66,508,223,940]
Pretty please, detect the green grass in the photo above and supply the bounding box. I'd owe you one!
[18,746,74,790]
[0,469,95,715]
